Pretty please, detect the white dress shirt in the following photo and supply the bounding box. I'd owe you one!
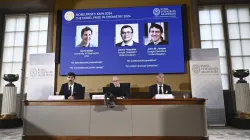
[114,84,120,87]
[121,40,133,46]
[68,84,74,95]
[157,84,164,94]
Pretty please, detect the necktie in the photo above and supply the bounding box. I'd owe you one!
[159,86,163,94]
[69,86,72,95]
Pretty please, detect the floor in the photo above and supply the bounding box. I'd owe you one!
[0,127,250,140]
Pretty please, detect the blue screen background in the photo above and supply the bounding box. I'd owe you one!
[60,5,185,75]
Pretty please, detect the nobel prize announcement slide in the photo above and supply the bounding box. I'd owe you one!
[60,5,186,75]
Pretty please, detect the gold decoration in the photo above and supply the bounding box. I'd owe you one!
[236,112,250,119]
[0,114,17,120]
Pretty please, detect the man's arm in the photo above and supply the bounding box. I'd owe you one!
[74,84,84,99]
[59,84,64,95]
[167,85,172,94]
[124,87,130,99]
[149,85,154,98]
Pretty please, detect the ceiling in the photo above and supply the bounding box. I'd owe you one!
[0,0,54,13]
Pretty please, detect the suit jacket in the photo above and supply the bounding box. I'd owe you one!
[147,40,168,46]
[116,41,138,46]
[110,83,130,98]
[59,82,85,99]
[149,84,172,98]
[75,42,97,48]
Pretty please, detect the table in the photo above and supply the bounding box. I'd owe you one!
[23,99,208,140]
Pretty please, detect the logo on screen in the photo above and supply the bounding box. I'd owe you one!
[64,11,75,21]
[153,8,161,16]
[192,64,200,74]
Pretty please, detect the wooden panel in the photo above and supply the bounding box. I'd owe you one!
[90,99,133,105]
[132,136,208,140]
[131,99,206,105]
[24,100,90,106]
[198,0,250,5]
[23,136,209,140]
[24,99,206,106]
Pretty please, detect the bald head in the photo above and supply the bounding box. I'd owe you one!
[156,73,164,85]
[112,76,120,87]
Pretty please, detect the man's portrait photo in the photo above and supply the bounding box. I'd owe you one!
[144,22,168,46]
[115,24,139,47]
[75,25,98,48]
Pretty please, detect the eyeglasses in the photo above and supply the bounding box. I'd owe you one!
[113,80,119,82]
[121,32,132,35]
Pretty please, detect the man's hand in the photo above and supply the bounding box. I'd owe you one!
[68,96,75,100]
[117,96,125,99]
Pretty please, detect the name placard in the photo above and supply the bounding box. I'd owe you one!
[48,95,65,100]
[155,94,174,99]
[92,95,105,99]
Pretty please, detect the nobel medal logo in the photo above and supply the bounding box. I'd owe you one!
[30,68,37,77]
[192,64,219,75]
[64,11,75,21]
[153,8,161,16]
[192,64,200,74]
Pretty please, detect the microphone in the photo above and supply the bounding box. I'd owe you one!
[104,92,116,108]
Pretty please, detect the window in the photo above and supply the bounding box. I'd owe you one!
[0,15,26,93]
[0,13,49,94]
[226,6,250,84]
[199,6,229,90]
[199,5,250,90]
[26,14,49,93]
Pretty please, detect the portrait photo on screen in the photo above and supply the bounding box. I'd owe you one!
[75,25,98,48]
[144,22,168,46]
[115,24,139,47]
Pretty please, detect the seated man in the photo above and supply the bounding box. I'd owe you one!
[149,73,172,98]
[59,72,84,100]
[109,76,130,99]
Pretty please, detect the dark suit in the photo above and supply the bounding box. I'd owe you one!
[59,82,85,99]
[147,40,168,45]
[110,83,130,98]
[116,41,138,46]
[149,84,172,98]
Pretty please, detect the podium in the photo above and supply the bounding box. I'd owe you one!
[231,83,250,129]
[22,99,208,140]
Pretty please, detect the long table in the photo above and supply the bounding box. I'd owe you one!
[23,99,208,140]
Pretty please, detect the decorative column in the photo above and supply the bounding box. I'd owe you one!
[231,69,250,129]
[1,85,17,118]
[0,74,22,128]
[235,83,250,119]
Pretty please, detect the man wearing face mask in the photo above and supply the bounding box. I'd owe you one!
[149,73,172,98]
[59,72,84,100]
[147,23,168,45]
[116,25,138,46]
[75,26,97,48]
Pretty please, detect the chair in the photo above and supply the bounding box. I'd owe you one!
[82,86,85,99]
